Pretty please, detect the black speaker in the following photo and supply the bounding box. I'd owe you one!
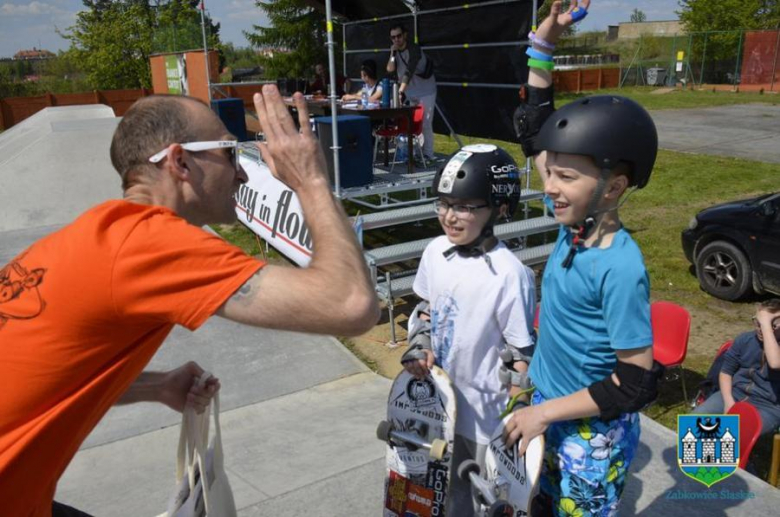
[211,98,247,142]
[315,115,373,189]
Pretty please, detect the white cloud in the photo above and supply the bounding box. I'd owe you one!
[0,1,67,16]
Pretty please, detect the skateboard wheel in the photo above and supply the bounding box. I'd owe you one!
[376,420,392,442]
[487,500,514,517]
[429,438,447,460]
[457,459,481,481]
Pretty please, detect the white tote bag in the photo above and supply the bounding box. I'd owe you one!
[160,373,237,517]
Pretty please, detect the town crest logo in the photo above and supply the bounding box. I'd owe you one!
[677,414,739,487]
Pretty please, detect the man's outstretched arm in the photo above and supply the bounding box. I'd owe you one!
[217,86,380,336]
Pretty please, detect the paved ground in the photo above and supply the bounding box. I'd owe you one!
[3,105,779,515]
[650,103,780,164]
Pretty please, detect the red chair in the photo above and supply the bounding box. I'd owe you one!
[728,401,762,470]
[651,301,692,404]
[533,303,540,331]
[373,104,426,172]
[716,339,734,357]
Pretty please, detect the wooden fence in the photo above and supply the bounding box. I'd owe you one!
[0,67,620,131]
[0,89,151,130]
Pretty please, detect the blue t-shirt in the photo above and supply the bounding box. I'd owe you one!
[529,198,653,399]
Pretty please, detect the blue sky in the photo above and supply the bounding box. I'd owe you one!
[0,0,681,59]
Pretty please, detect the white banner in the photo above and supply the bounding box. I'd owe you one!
[234,155,313,267]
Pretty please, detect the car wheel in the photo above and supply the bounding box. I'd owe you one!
[695,241,753,301]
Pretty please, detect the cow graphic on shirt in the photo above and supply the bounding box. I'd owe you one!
[0,254,46,330]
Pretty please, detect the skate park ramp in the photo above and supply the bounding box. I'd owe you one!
[2,106,777,514]
[0,105,123,233]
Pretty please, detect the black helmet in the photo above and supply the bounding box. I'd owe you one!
[535,95,658,188]
[432,144,523,217]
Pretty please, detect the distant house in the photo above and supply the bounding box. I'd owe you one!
[614,20,683,40]
[258,47,290,59]
[13,48,55,60]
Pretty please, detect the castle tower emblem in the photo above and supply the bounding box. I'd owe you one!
[677,414,740,487]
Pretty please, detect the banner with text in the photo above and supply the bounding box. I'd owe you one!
[234,155,313,267]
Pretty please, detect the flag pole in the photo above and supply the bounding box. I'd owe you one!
[199,1,213,102]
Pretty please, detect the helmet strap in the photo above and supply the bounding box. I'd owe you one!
[442,218,499,268]
[561,169,609,268]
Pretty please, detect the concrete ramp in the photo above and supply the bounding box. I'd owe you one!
[0,105,122,232]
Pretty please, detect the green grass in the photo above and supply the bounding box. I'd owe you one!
[558,86,780,110]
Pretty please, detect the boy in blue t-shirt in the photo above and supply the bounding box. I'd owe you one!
[506,1,663,515]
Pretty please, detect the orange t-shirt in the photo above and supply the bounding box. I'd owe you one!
[0,200,263,516]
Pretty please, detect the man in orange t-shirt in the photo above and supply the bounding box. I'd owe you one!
[0,87,379,516]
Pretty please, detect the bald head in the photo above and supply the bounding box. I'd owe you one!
[110,95,210,189]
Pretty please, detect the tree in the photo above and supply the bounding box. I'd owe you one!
[678,0,780,32]
[62,0,221,90]
[630,9,647,23]
[244,0,331,79]
[63,2,155,89]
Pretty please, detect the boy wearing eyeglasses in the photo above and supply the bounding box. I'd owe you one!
[402,144,536,515]
[693,299,780,434]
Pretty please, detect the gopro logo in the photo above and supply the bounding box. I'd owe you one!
[490,164,518,174]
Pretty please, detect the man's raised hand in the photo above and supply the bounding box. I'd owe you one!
[253,85,328,192]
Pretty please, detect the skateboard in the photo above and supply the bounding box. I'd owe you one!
[459,414,544,517]
[377,366,457,517]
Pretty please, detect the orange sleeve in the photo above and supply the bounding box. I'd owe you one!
[112,212,264,330]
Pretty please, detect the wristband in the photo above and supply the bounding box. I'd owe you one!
[528,58,555,71]
[571,6,588,23]
[526,47,553,62]
[528,31,555,51]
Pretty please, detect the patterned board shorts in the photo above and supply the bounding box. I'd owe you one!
[532,391,641,517]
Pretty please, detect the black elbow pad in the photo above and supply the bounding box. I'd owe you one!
[513,84,555,158]
[588,360,665,421]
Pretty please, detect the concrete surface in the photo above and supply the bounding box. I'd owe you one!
[651,103,780,164]
[0,105,122,232]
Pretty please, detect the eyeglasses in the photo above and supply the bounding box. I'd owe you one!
[752,316,780,330]
[390,33,404,40]
[148,140,239,171]
[434,200,488,217]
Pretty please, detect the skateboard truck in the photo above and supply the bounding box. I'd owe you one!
[458,460,514,517]
[376,420,448,461]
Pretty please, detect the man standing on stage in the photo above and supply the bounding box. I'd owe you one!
[386,23,438,162]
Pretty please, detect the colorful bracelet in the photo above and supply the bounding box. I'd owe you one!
[571,6,588,23]
[526,47,553,62]
[528,58,555,71]
[528,31,555,51]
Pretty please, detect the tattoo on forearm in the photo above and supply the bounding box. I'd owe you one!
[231,271,261,306]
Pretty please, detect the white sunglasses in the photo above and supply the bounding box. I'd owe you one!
[148,140,239,170]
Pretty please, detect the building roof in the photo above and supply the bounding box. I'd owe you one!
[13,48,55,60]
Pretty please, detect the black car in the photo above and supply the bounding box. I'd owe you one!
[682,192,780,301]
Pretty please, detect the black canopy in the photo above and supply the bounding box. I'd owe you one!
[306,0,536,142]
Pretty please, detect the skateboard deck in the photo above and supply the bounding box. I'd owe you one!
[459,414,544,517]
[378,366,457,517]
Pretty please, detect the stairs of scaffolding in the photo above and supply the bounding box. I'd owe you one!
[358,189,557,306]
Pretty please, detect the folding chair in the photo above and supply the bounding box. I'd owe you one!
[651,301,692,404]
[727,401,762,470]
[373,104,426,172]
